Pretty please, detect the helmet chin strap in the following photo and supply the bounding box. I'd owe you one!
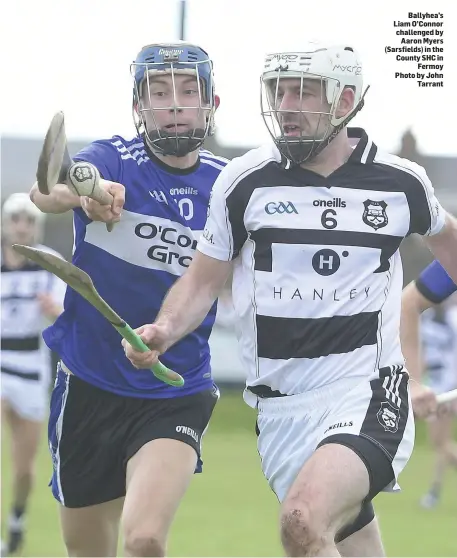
[142,129,206,158]
[281,86,370,168]
[133,104,212,158]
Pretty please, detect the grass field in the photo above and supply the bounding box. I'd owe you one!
[1,389,456,557]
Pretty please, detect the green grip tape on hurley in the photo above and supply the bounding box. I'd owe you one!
[116,322,184,387]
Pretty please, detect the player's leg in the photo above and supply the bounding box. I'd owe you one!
[122,439,197,557]
[254,384,378,557]
[48,365,129,556]
[280,366,412,557]
[1,376,44,555]
[421,411,455,508]
[440,398,457,468]
[336,513,385,557]
[59,499,124,557]
[121,387,219,557]
[443,418,457,468]
[270,366,412,557]
[280,442,373,557]
[6,409,42,554]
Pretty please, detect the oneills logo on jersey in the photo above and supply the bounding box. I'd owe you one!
[313,198,346,208]
[170,187,198,196]
[176,425,199,443]
[324,420,353,434]
[362,200,388,230]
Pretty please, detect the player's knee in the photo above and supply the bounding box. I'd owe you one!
[62,531,90,557]
[123,528,165,557]
[280,504,329,555]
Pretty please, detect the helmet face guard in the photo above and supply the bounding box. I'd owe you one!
[131,43,216,157]
[261,71,341,165]
[260,46,368,166]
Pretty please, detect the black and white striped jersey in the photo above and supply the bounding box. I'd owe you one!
[198,128,445,402]
[1,244,66,383]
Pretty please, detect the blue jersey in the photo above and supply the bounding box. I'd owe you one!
[43,137,228,398]
[415,260,457,304]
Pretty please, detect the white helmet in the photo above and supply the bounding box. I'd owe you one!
[2,193,45,223]
[261,42,369,165]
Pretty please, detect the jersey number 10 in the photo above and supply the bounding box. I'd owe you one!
[176,198,194,221]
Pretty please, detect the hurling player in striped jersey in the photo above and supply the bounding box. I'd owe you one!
[402,260,457,418]
[125,42,457,557]
[401,261,457,509]
[1,193,65,555]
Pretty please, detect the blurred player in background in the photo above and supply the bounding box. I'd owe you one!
[1,193,65,555]
[124,42,457,557]
[30,42,225,557]
[401,260,457,509]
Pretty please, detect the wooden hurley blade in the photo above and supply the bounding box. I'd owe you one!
[12,244,185,387]
[35,111,114,233]
[36,112,73,194]
[12,244,124,327]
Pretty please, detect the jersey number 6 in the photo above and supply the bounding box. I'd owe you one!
[321,209,338,230]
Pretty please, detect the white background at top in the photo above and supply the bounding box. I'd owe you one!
[1,0,455,155]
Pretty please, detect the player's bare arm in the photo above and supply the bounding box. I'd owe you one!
[30,181,80,213]
[423,212,457,282]
[401,282,438,418]
[123,251,233,369]
[30,178,125,222]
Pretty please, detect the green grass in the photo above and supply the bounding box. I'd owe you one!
[2,390,457,556]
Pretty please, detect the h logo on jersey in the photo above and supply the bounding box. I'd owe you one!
[377,401,400,433]
[265,201,298,215]
[362,200,388,230]
[312,249,341,276]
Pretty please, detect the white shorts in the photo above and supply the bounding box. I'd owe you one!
[255,366,415,503]
[1,372,49,421]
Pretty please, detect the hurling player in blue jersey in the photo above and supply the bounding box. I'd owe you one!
[29,42,226,557]
[401,260,457,418]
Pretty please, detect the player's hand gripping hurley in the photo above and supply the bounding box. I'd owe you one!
[36,111,115,232]
[13,244,184,388]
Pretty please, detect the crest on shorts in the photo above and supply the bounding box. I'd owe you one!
[362,200,388,230]
[377,401,400,433]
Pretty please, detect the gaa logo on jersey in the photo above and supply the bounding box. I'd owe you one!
[265,201,298,215]
[362,200,388,230]
[376,401,400,433]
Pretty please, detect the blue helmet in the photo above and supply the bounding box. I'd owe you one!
[131,42,217,157]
